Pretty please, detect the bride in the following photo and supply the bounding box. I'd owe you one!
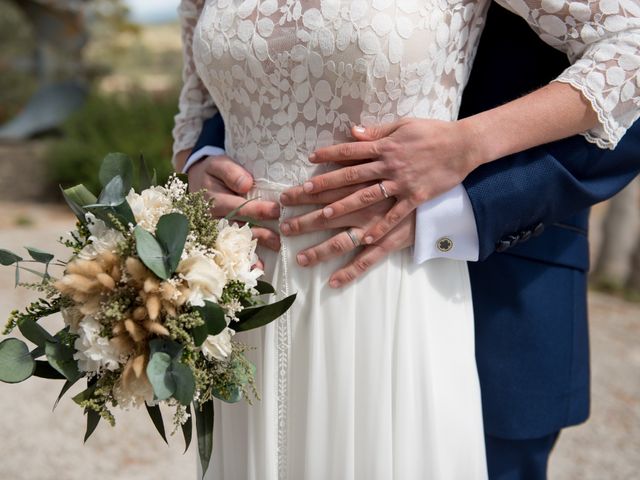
[172,1,639,479]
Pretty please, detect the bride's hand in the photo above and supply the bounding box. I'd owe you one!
[280,191,415,288]
[188,155,282,252]
[291,119,481,245]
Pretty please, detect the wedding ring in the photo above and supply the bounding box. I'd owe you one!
[346,228,360,247]
[378,182,390,199]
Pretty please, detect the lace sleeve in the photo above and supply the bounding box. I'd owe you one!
[171,0,218,167]
[495,0,640,149]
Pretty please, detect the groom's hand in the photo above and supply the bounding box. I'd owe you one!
[280,189,415,288]
[188,155,282,252]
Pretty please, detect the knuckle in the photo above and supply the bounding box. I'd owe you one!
[338,143,353,158]
[359,189,377,205]
[344,166,360,183]
[342,269,357,282]
[386,211,401,225]
[354,258,370,273]
[329,238,344,254]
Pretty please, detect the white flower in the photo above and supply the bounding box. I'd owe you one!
[73,316,121,373]
[126,186,173,232]
[177,253,227,306]
[215,220,262,288]
[61,306,83,333]
[113,374,155,408]
[78,213,125,260]
[201,327,235,362]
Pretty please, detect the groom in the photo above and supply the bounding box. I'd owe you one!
[181,6,640,480]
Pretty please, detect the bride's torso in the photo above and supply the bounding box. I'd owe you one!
[193,0,489,186]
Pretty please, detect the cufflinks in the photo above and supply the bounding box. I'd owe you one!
[436,237,454,253]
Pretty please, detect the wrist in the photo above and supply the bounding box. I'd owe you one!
[174,149,192,173]
[457,116,492,170]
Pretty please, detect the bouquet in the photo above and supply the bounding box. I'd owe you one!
[0,153,295,476]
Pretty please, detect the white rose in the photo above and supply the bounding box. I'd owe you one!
[78,213,125,260]
[126,186,173,231]
[215,220,262,288]
[177,253,227,306]
[73,315,121,373]
[201,327,235,362]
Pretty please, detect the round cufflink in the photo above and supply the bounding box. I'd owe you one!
[436,237,454,253]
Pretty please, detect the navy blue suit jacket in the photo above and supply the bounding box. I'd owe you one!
[190,5,640,440]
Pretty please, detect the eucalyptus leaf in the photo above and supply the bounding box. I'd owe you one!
[54,378,79,411]
[232,294,297,333]
[194,400,214,479]
[33,361,66,380]
[25,247,54,264]
[145,403,168,444]
[135,226,169,279]
[181,404,193,453]
[84,408,101,443]
[0,249,22,266]
[30,346,45,359]
[171,361,196,406]
[96,175,127,207]
[45,341,81,382]
[0,338,35,383]
[212,385,243,404]
[192,301,227,346]
[147,351,174,401]
[149,338,183,360]
[62,184,97,207]
[99,153,133,192]
[255,281,275,295]
[18,318,56,347]
[156,213,190,275]
[138,153,154,190]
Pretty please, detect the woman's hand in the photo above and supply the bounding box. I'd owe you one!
[280,191,415,288]
[286,118,483,245]
[188,155,282,252]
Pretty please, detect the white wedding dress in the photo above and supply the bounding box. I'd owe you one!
[172,1,640,479]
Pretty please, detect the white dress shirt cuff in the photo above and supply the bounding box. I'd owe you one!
[182,145,226,173]
[414,184,480,263]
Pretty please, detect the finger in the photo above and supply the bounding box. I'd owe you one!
[351,121,403,141]
[322,183,396,219]
[280,209,330,237]
[280,183,365,207]
[251,227,281,252]
[298,161,384,194]
[295,229,364,268]
[210,192,280,220]
[310,141,381,164]
[204,156,254,194]
[253,258,265,271]
[328,244,387,288]
[362,199,415,245]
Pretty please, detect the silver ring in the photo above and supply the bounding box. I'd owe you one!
[346,228,360,247]
[378,182,390,199]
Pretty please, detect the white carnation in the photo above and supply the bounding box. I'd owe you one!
[126,186,173,232]
[73,316,121,373]
[215,220,262,288]
[201,327,235,362]
[78,213,125,260]
[177,253,227,306]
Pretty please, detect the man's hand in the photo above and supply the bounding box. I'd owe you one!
[280,186,415,288]
[288,119,481,245]
[188,155,281,251]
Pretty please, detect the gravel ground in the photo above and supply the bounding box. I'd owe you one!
[0,204,638,480]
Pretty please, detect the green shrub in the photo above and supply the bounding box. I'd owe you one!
[46,89,179,196]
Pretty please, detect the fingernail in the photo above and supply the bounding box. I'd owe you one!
[280,193,290,204]
[280,223,291,235]
[297,254,309,266]
[235,175,248,190]
[323,207,334,218]
[329,279,341,288]
[364,236,374,244]
[309,153,317,162]
[303,182,314,193]
[354,125,366,134]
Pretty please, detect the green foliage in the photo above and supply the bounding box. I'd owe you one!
[135,213,189,280]
[4,296,65,335]
[46,90,178,195]
[233,294,297,333]
[147,339,196,406]
[194,400,214,479]
[192,301,227,347]
[0,338,35,383]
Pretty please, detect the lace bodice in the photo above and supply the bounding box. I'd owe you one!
[172,0,640,185]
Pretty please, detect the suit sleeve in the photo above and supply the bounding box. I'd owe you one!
[464,120,640,261]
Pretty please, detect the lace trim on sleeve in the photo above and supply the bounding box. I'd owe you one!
[172,0,218,167]
[495,0,640,149]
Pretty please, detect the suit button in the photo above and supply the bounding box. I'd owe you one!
[533,223,545,237]
[520,230,532,242]
[436,237,454,253]
[506,234,520,247]
[496,240,510,253]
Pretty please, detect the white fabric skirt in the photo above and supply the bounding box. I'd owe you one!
[205,181,487,480]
